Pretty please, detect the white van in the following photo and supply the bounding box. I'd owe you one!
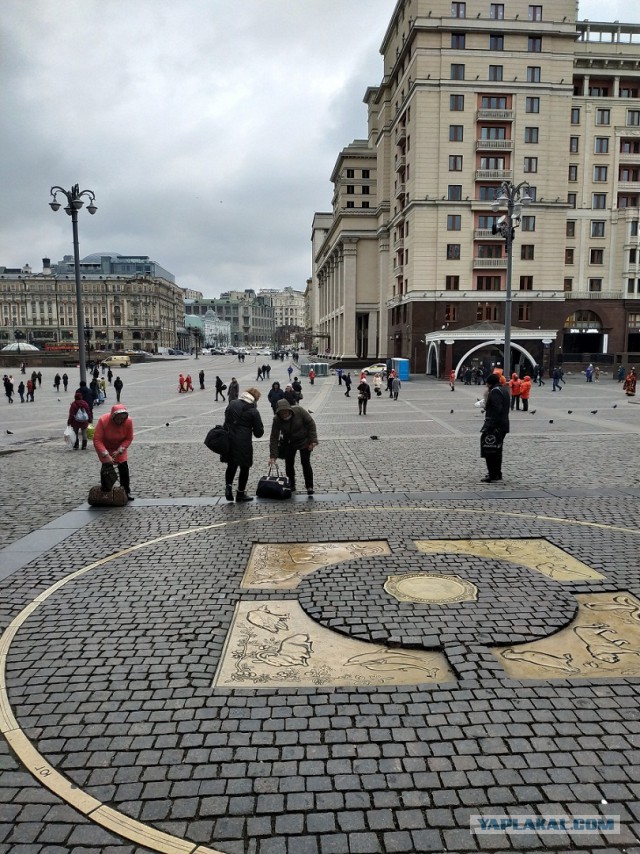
[102,354,131,368]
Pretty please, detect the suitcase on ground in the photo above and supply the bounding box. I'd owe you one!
[88,485,128,506]
[88,463,128,506]
[256,465,292,500]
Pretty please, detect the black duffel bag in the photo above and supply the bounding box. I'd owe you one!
[204,424,231,458]
[256,465,292,500]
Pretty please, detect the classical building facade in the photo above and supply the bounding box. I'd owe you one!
[184,290,275,346]
[0,254,183,353]
[258,287,306,346]
[311,1,640,374]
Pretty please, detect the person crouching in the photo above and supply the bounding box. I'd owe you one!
[93,404,135,499]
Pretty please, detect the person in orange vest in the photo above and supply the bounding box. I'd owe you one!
[520,375,532,412]
[509,373,522,410]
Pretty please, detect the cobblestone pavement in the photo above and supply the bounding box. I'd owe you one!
[1,358,639,853]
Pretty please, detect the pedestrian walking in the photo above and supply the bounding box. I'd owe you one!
[178,373,186,393]
[3,375,14,404]
[552,366,563,392]
[185,374,194,392]
[585,364,594,382]
[93,404,135,500]
[17,380,25,403]
[287,365,294,382]
[387,372,394,398]
[594,366,600,382]
[623,367,637,397]
[26,378,35,402]
[256,366,263,382]
[20,362,26,375]
[283,384,297,405]
[509,373,522,411]
[308,368,315,385]
[221,387,264,503]
[265,364,271,379]
[99,377,107,399]
[199,370,205,390]
[391,376,401,401]
[520,375,532,412]
[292,376,303,402]
[68,391,92,449]
[37,371,42,388]
[480,373,510,483]
[54,373,61,392]
[107,368,113,385]
[357,377,371,414]
[227,377,239,402]
[336,367,343,385]
[76,380,93,413]
[373,373,382,396]
[215,376,227,401]
[62,373,69,392]
[113,376,123,402]
[617,365,626,383]
[343,372,352,397]
[268,381,285,412]
[269,399,318,496]
[449,369,456,391]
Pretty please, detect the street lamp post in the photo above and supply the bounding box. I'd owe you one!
[49,184,97,385]
[492,180,531,379]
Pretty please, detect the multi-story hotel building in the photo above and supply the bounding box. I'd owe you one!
[184,290,275,346]
[311,1,640,376]
[0,254,183,353]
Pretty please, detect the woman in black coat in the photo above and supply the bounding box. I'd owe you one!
[268,381,285,411]
[223,387,264,502]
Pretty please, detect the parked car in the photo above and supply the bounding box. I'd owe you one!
[362,363,387,375]
[102,354,131,368]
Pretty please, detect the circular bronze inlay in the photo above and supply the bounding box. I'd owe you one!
[384,573,478,604]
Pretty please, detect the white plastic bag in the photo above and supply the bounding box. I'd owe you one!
[63,425,75,449]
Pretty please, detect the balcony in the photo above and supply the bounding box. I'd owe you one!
[394,237,404,250]
[476,138,513,151]
[474,228,502,240]
[393,263,404,277]
[619,152,640,164]
[476,109,514,122]
[395,155,406,171]
[395,183,406,199]
[618,181,640,193]
[473,257,507,268]
[564,290,624,300]
[475,169,513,182]
[396,125,407,144]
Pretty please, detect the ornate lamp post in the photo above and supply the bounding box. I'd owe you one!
[492,180,531,379]
[49,184,97,384]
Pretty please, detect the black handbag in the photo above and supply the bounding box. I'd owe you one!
[256,465,292,500]
[204,424,231,457]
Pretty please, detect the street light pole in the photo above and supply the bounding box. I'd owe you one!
[492,180,531,379]
[49,184,97,385]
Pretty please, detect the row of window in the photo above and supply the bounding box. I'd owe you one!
[448,97,640,128]
[569,166,640,183]
[571,138,640,155]
[452,3,543,21]
[450,64,543,83]
[445,244,537,260]
[345,169,370,179]
[442,303,533,322]
[451,33,542,52]
[572,108,640,127]
[451,95,538,112]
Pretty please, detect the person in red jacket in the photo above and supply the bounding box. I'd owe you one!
[93,403,135,499]
[519,375,532,412]
[509,373,522,411]
[68,391,92,449]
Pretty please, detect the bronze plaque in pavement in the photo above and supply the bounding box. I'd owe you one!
[494,592,640,679]
[385,573,478,604]
[212,600,455,688]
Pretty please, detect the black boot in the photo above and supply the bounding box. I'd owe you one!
[225,484,233,501]
[73,437,79,449]
[81,439,87,450]
[236,491,253,502]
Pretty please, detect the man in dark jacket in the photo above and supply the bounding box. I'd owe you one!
[268,399,318,496]
[223,387,264,502]
[227,377,239,401]
[480,374,510,483]
[113,376,124,402]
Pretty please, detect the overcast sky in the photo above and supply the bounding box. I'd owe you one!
[1,1,639,298]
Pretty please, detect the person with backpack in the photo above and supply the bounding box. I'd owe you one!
[68,391,92,449]
[215,376,227,401]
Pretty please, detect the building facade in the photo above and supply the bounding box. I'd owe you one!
[311,1,640,374]
[184,290,275,346]
[0,254,183,353]
[258,287,306,346]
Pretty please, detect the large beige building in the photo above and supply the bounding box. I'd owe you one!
[311,0,640,375]
[0,255,183,353]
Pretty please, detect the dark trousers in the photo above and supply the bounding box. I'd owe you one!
[510,396,520,410]
[485,447,503,479]
[521,398,529,411]
[101,461,130,493]
[284,447,313,490]
[225,463,249,492]
[358,397,368,414]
